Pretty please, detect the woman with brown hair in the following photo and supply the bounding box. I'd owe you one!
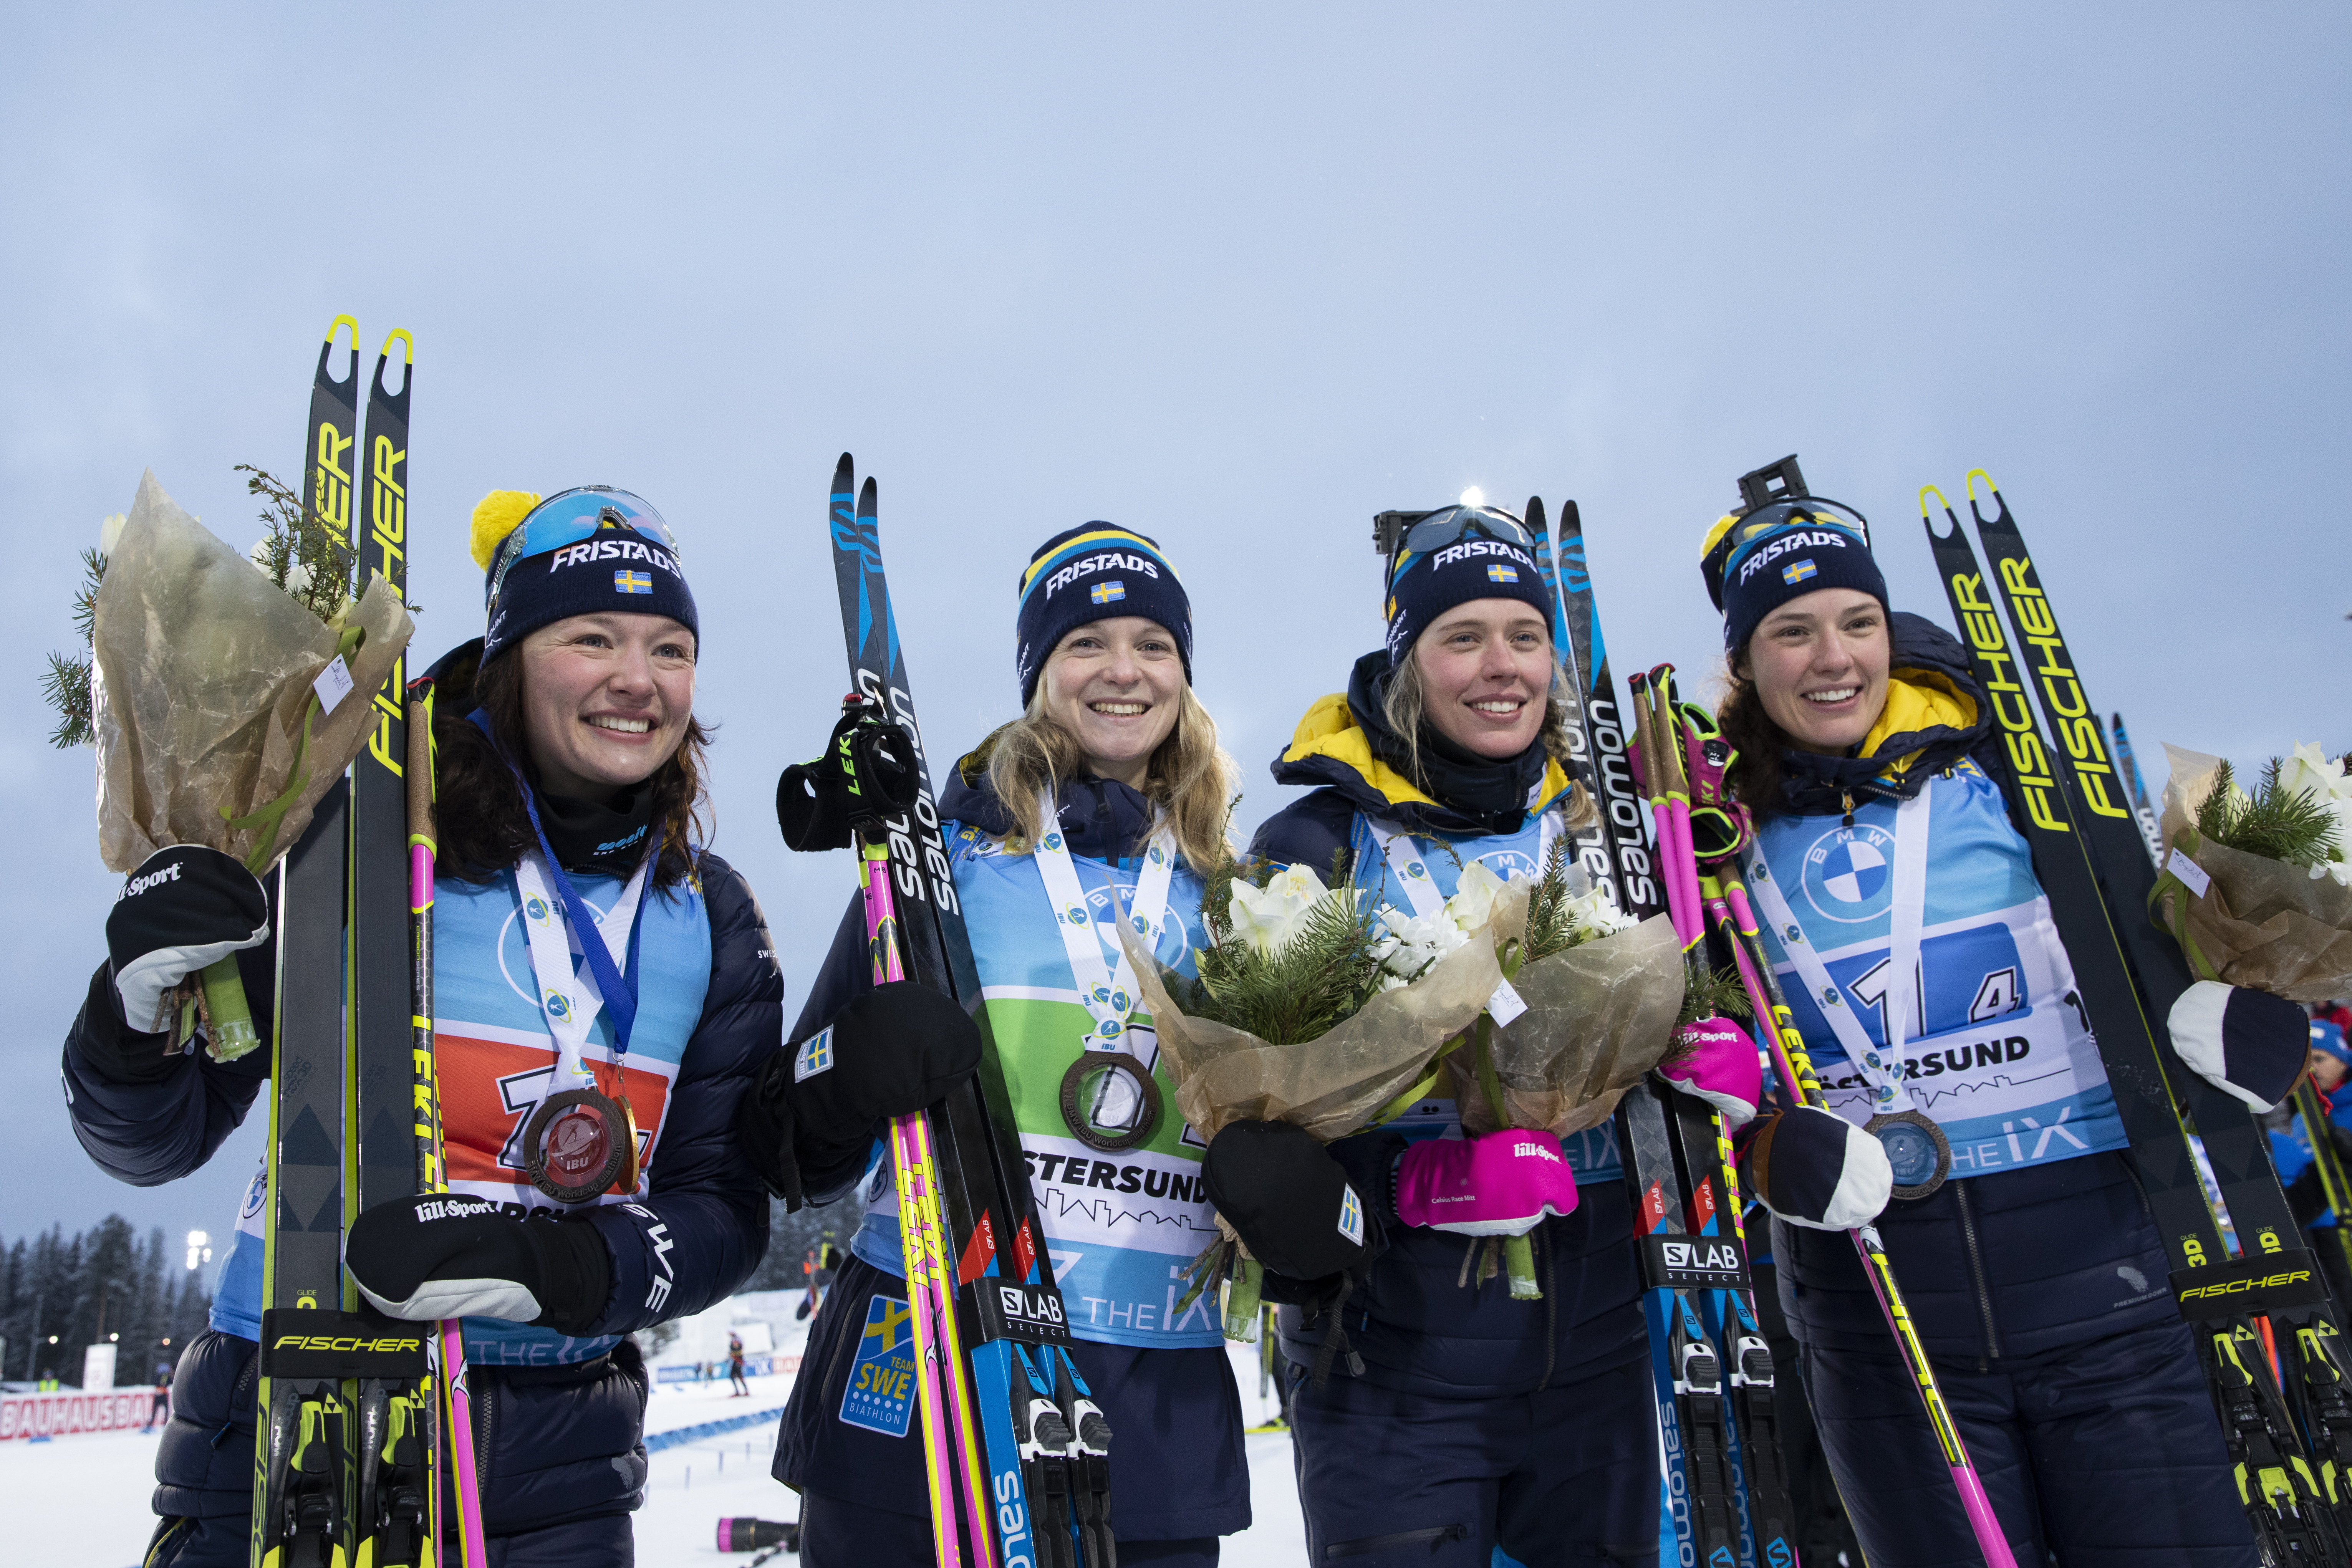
[1703,479,2301,1565]
[65,486,780,1565]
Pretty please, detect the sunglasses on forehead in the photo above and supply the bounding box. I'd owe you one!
[1370,504,1536,563]
[488,487,679,606]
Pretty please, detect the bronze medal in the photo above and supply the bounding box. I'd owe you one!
[523,1087,630,1204]
[1866,1108,1952,1201]
[1059,1048,1162,1153]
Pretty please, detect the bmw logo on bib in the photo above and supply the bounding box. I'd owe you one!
[1802,824,1896,924]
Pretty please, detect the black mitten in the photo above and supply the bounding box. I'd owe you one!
[104,845,270,1033]
[2171,981,2308,1113]
[1201,1120,1375,1283]
[345,1194,611,1336]
[741,983,982,1190]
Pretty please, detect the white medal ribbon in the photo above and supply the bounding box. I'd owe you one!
[1744,786,1932,1116]
[512,847,653,1097]
[1369,789,1556,1025]
[1369,781,1562,921]
[1030,789,1177,1053]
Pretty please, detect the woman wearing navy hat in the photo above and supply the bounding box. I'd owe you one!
[1700,480,2304,1565]
[1200,503,1749,1567]
[64,487,780,1565]
[744,524,1252,1566]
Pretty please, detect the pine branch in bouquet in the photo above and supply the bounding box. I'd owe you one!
[1518,836,1638,965]
[40,547,106,748]
[235,463,351,622]
[1676,962,1751,1027]
[1170,851,1393,1046]
[2196,757,2343,869]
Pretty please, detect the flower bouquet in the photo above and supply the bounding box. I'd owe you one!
[80,470,412,1057]
[2154,743,2352,1000]
[1422,844,1686,1296]
[1118,858,1506,1338]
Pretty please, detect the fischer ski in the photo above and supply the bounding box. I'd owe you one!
[1922,477,2348,1558]
[253,316,369,1568]
[795,455,1108,1568]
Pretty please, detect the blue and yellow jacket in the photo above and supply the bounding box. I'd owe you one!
[1247,656,1646,1399]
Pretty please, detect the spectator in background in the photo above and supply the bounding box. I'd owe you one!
[728,1333,750,1397]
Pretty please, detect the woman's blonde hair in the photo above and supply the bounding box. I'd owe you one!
[1381,654,1599,833]
[980,681,1239,872]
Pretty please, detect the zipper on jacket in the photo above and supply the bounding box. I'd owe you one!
[1537,1221,1557,1392]
[1952,1180,2003,1368]
[1841,790,1857,828]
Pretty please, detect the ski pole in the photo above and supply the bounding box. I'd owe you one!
[407,684,485,1568]
[1702,868,2019,1568]
[859,830,993,1568]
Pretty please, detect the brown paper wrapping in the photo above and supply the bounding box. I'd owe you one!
[1119,904,1503,1144]
[91,469,414,874]
[2156,743,2352,1002]
[1453,909,1687,1137]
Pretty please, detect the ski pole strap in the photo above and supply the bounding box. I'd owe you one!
[1741,786,1931,1118]
[1029,788,1177,1053]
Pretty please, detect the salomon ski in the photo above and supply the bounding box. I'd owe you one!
[807,455,1110,1568]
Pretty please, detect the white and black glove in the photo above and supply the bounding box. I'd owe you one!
[1742,1106,1894,1232]
[2170,980,2308,1113]
[104,845,270,1034]
[344,1194,611,1335]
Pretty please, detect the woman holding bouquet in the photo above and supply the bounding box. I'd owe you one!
[1698,486,2303,1564]
[1212,503,1730,1566]
[741,524,1251,1566]
[62,487,779,1566]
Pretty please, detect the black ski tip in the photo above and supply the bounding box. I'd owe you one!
[858,475,877,514]
[1560,498,1582,533]
[832,452,855,484]
[1525,495,1546,532]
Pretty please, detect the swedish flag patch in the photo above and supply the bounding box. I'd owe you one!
[1781,559,1818,586]
[1486,563,1519,584]
[615,570,653,594]
[1091,580,1126,606]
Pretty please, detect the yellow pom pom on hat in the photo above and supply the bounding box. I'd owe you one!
[469,489,543,571]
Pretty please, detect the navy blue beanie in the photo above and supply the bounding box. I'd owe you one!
[477,487,699,664]
[1382,506,1555,665]
[1015,524,1193,705]
[1713,505,1887,656]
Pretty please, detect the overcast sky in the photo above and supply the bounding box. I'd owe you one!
[5,5,2346,1256]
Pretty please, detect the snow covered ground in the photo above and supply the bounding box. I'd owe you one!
[0,1324,1307,1566]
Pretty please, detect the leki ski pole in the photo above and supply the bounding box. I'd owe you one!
[407,680,486,1568]
[1700,865,2020,1568]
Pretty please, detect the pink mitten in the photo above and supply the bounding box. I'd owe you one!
[1394,1130,1579,1237]
[1660,1016,1763,1129]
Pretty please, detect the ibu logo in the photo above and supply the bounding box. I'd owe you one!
[1801,823,1895,924]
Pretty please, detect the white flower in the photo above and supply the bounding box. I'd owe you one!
[1443,861,1509,934]
[1377,904,1469,985]
[2278,740,2352,879]
[1559,884,1638,942]
[1227,863,1336,957]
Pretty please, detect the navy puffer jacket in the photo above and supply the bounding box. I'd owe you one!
[1760,612,2186,1364]
[62,842,779,1551]
[1247,664,1648,1400]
